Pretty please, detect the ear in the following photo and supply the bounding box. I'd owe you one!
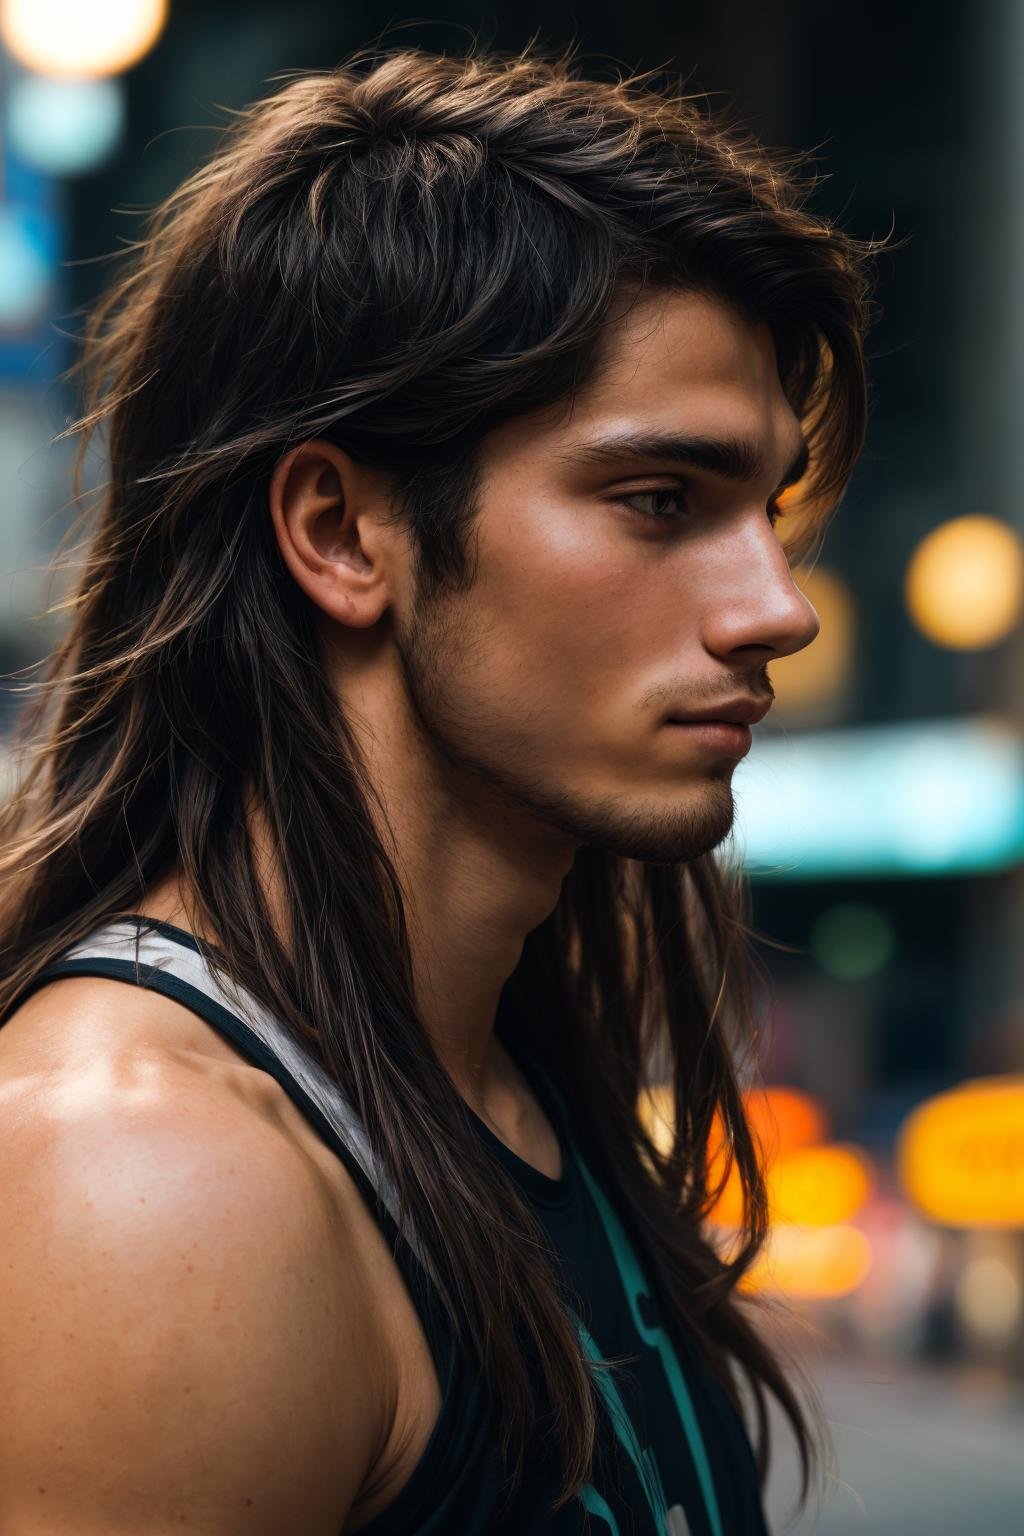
[268,439,393,629]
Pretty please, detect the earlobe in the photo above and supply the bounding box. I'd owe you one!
[268,440,388,628]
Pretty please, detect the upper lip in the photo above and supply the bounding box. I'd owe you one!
[667,697,772,726]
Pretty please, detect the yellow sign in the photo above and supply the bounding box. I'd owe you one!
[897,1078,1024,1227]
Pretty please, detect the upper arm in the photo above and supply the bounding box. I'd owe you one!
[0,1065,388,1534]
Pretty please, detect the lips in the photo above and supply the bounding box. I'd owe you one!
[662,719,754,757]
[666,696,771,728]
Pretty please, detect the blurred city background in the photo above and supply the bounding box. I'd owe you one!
[1,2,1023,1531]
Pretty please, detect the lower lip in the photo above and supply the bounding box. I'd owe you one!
[664,720,753,756]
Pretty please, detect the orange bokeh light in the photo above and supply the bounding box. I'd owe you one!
[744,1085,829,1158]
[643,1082,871,1228]
[639,1080,874,1298]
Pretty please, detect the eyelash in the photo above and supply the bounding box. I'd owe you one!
[617,487,786,529]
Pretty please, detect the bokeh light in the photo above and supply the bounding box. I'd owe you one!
[743,1084,828,1156]
[735,716,1024,877]
[955,1253,1022,1346]
[769,1143,874,1226]
[742,1223,873,1299]
[0,0,167,78]
[905,514,1024,650]
[707,1137,873,1230]
[642,1083,874,1299]
[7,75,124,176]
[897,1077,1024,1227]
[639,1083,828,1167]
[811,901,896,980]
[770,564,855,715]
[0,207,51,328]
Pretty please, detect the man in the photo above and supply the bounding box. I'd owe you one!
[0,41,875,1534]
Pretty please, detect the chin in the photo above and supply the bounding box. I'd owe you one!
[558,777,737,865]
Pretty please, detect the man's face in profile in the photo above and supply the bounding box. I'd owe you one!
[392,285,820,865]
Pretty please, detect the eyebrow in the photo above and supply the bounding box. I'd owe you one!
[556,429,811,492]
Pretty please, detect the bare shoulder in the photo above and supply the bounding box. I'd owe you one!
[1,973,348,1194]
[0,980,393,1534]
[0,971,258,1082]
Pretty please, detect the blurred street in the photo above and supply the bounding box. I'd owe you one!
[765,1355,1024,1534]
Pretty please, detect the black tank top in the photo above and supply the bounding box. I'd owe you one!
[16,916,770,1536]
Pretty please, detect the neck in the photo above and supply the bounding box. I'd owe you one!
[397,815,571,1100]
[326,627,579,1107]
[137,786,575,1116]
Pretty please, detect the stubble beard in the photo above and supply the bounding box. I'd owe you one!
[394,581,739,866]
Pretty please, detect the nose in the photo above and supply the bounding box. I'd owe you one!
[699,519,821,664]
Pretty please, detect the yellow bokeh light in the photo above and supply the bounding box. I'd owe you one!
[769,1143,873,1226]
[905,514,1024,650]
[638,1082,675,1157]
[741,1223,873,1299]
[707,1143,872,1228]
[0,0,167,78]
[770,565,855,714]
[708,1156,746,1226]
[897,1076,1024,1227]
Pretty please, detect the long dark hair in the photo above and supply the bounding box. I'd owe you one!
[0,39,880,1508]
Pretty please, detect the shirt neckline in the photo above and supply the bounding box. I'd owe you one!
[122,912,576,1210]
[477,1018,575,1211]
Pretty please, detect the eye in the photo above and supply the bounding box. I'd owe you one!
[617,487,693,523]
[617,488,787,529]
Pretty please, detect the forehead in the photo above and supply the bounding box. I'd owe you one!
[588,286,785,410]
[486,286,801,470]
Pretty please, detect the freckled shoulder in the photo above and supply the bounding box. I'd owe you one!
[0,973,397,1534]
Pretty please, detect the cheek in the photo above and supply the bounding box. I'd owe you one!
[486,491,663,628]
[474,509,684,718]
[487,521,629,654]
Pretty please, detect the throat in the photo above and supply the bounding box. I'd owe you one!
[461,1041,563,1181]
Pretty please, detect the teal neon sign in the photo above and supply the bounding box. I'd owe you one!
[733,715,1024,879]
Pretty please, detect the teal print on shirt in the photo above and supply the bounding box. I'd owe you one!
[578,1482,622,1535]
[526,1062,723,1536]
[571,1148,724,1536]
[577,1488,690,1536]
[576,1315,668,1532]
